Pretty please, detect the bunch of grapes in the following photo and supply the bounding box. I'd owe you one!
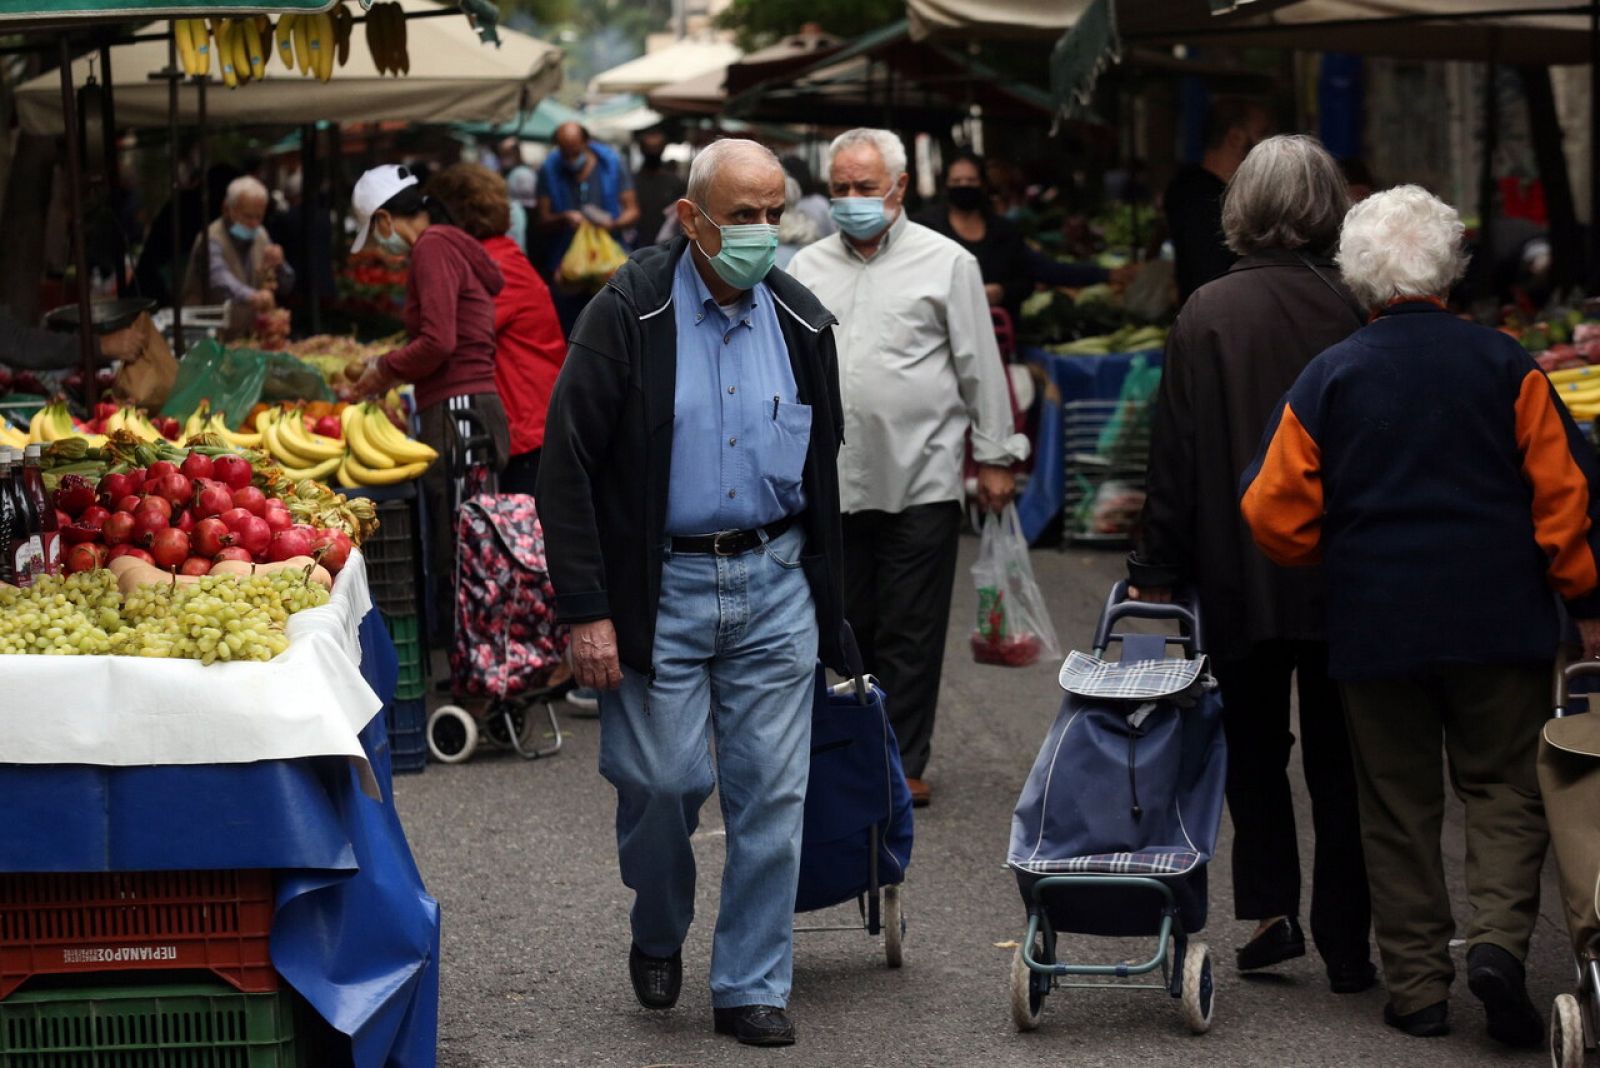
[0,573,122,655]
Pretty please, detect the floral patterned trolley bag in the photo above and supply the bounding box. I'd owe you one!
[427,492,569,764]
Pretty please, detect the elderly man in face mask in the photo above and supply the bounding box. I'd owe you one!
[182,175,294,323]
[787,127,1028,809]
[537,138,847,1048]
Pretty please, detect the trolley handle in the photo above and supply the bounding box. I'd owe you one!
[1093,580,1204,657]
[1554,650,1600,716]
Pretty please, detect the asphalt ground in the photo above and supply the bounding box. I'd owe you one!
[395,538,1577,1067]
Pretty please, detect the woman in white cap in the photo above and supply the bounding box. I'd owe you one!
[346,163,510,625]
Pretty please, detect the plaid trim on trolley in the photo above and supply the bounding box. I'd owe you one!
[1012,849,1202,877]
[1058,650,1206,701]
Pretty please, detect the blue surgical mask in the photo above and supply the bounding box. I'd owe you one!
[228,221,259,242]
[563,153,587,175]
[695,205,778,291]
[830,196,890,239]
[373,220,409,256]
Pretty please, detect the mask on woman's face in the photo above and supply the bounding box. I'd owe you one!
[946,186,986,212]
[373,217,409,256]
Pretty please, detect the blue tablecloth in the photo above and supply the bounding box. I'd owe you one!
[1016,347,1165,544]
[0,610,439,1068]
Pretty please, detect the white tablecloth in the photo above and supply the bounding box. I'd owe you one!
[0,549,386,798]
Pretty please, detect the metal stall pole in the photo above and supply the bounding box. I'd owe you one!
[168,27,185,356]
[1591,2,1599,292]
[59,35,98,409]
[197,72,209,311]
[99,40,127,299]
[303,122,322,334]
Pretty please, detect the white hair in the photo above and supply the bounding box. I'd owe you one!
[224,175,269,208]
[778,176,818,247]
[1336,185,1468,309]
[826,128,906,181]
[685,138,782,206]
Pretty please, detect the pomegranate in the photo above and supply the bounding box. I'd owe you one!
[267,528,313,562]
[263,508,293,534]
[232,485,268,516]
[213,546,253,563]
[314,415,343,440]
[64,541,107,574]
[101,511,136,546]
[138,495,173,521]
[107,544,154,565]
[175,509,196,534]
[179,556,213,577]
[116,494,143,515]
[145,460,177,483]
[150,527,191,569]
[154,473,193,508]
[195,485,234,519]
[193,517,235,557]
[132,507,169,547]
[220,507,255,532]
[53,474,98,517]
[60,523,102,545]
[313,528,353,573]
[54,509,73,529]
[236,515,272,558]
[98,472,135,504]
[78,505,110,530]
[212,454,253,490]
[179,452,214,482]
[123,468,147,489]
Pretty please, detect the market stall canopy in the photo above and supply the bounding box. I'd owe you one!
[651,27,843,117]
[0,0,335,24]
[589,37,742,96]
[14,0,563,133]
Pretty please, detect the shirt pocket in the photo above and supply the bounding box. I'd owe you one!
[763,401,812,489]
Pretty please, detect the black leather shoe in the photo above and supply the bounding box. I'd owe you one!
[1327,959,1378,994]
[713,1005,796,1047]
[1467,943,1543,1047]
[628,944,681,1010]
[1384,1000,1450,1037]
[1236,917,1306,971]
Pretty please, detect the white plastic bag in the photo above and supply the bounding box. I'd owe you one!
[970,503,1061,667]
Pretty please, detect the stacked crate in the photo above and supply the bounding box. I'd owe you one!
[348,487,430,774]
[0,871,309,1064]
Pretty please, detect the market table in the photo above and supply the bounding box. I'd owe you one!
[0,552,439,1067]
[1016,346,1165,545]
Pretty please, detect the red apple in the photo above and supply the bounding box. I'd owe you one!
[64,541,107,574]
[267,528,313,562]
[314,415,343,440]
[232,485,268,516]
[212,454,253,490]
[52,474,98,517]
[150,527,190,569]
[138,495,173,521]
[101,511,136,546]
[213,546,253,564]
[179,556,213,577]
[193,517,235,557]
[264,508,293,534]
[195,484,234,519]
[132,507,169,547]
[180,452,214,482]
[107,544,154,565]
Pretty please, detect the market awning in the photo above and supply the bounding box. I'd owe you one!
[589,37,742,96]
[0,0,335,24]
[650,28,844,118]
[14,0,563,133]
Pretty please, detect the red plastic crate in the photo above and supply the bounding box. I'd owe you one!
[0,870,279,1000]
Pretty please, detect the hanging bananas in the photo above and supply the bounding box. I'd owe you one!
[365,3,408,77]
[332,4,354,67]
[173,19,212,78]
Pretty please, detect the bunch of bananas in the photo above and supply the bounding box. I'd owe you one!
[173,19,213,77]
[366,2,410,77]
[26,401,80,445]
[275,11,338,83]
[213,18,269,88]
[181,401,262,450]
[259,406,345,480]
[339,404,436,487]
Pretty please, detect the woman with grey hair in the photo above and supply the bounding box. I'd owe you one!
[1130,134,1375,993]
[1243,185,1600,1044]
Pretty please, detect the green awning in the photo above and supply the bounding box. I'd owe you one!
[0,0,336,22]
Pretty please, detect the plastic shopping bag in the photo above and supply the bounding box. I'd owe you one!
[557,222,628,293]
[971,503,1061,667]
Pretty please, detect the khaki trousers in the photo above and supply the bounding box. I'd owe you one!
[1340,663,1550,1014]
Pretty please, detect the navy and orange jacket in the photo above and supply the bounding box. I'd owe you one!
[1240,301,1600,680]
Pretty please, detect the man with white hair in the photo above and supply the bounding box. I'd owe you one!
[537,138,847,1048]
[182,175,294,333]
[787,127,1028,807]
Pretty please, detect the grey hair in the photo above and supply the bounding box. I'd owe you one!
[826,128,907,181]
[685,138,782,206]
[1221,135,1349,256]
[1336,185,1467,309]
[778,176,818,246]
[224,175,269,208]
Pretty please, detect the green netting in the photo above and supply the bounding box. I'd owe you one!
[160,339,332,428]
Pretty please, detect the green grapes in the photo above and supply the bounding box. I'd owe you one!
[0,570,331,664]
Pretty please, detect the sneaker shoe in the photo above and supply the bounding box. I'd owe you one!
[1467,942,1543,1047]
[565,686,600,717]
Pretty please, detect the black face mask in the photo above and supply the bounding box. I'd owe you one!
[947,186,986,212]
[641,151,664,167]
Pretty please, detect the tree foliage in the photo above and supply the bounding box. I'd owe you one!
[714,0,903,51]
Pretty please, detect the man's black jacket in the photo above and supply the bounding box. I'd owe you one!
[536,237,849,676]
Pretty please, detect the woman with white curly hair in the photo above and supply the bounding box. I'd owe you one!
[1242,184,1600,1045]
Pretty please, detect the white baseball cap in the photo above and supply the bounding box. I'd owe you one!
[350,163,420,253]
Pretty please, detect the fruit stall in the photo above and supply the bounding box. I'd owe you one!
[0,411,439,1064]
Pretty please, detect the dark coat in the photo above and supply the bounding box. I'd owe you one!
[1128,249,1366,662]
[536,237,848,676]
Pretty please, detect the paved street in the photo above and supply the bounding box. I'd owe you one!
[395,539,1574,1067]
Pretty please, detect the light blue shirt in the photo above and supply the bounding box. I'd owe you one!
[665,252,810,536]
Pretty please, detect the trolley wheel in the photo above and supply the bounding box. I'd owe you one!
[1180,941,1215,1035]
[1010,930,1050,1032]
[1553,993,1586,1068]
[883,884,905,969]
[482,706,538,750]
[427,705,479,764]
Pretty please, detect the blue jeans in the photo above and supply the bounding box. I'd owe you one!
[598,523,818,1009]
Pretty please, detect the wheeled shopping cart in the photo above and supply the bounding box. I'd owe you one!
[1005,582,1227,1033]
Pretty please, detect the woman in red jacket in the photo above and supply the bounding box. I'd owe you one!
[427,163,568,494]
[346,163,509,619]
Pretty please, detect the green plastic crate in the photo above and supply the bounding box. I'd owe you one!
[383,612,426,701]
[0,982,298,1066]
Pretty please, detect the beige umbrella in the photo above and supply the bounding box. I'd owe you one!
[589,37,741,96]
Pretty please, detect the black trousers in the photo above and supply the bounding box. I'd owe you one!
[501,449,541,497]
[1211,640,1372,969]
[841,501,963,780]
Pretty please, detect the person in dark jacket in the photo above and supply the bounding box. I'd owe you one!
[345,164,509,622]
[917,150,1033,324]
[1242,184,1600,1046]
[536,140,846,1049]
[1130,135,1375,994]
[1164,96,1271,303]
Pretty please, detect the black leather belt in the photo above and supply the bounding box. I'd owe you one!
[671,516,795,557]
